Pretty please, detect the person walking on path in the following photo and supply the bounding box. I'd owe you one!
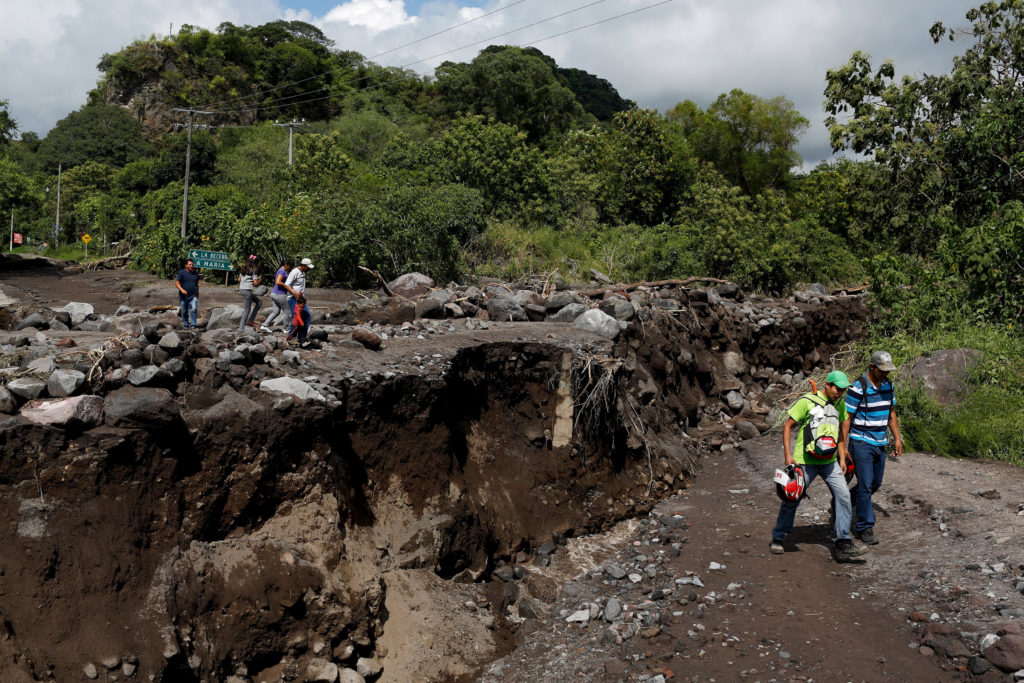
[237,258,263,331]
[174,259,200,330]
[283,257,313,337]
[261,258,293,332]
[844,350,903,546]
[771,370,868,563]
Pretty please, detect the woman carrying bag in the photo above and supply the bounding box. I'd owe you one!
[238,256,265,331]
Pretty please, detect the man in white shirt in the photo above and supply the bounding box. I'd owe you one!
[283,257,313,338]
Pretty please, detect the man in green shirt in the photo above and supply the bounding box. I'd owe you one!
[770,370,868,563]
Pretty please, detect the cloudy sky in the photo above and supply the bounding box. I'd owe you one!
[1,0,980,166]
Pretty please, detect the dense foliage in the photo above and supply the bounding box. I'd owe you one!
[5,8,1024,461]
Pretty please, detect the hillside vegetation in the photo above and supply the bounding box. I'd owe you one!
[2,3,1024,462]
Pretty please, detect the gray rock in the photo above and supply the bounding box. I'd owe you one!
[75,319,112,333]
[158,331,184,351]
[443,303,465,318]
[544,291,577,311]
[486,296,528,322]
[49,320,69,332]
[724,391,746,413]
[47,369,86,397]
[425,289,451,305]
[26,356,57,375]
[513,290,543,307]
[207,305,244,330]
[16,312,48,330]
[985,634,1024,672]
[599,295,635,321]
[356,656,382,679]
[104,386,180,429]
[574,309,620,340]
[604,596,622,622]
[20,395,104,429]
[305,659,339,682]
[259,377,326,403]
[338,669,366,683]
[415,297,444,319]
[734,420,760,440]
[387,272,435,298]
[161,358,186,377]
[0,386,16,413]
[548,302,587,322]
[904,349,981,407]
[723,351,748,376]
[589,268,611,284]
[605,564,627,580]
[83,662,98,680]
[62,301,95,326]
[114,305,135,316]
[128,365,170,387]
[7,377,47,400]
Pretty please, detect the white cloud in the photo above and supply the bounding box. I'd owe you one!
[324,0,416,34]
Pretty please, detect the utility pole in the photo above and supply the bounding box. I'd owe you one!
[8,209,13,251]
[54,162,62,246]
[273,119,307,165]
[172,108,213,240]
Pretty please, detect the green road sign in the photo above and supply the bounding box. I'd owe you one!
[188,249,234,271]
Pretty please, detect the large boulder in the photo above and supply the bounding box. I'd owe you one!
[984,633,1024,672]
[47,369,86,397]
[7,377,47,401]
[387,272,434,298]
[903,349,981,407]
[206,305,244,330]
[573,309,620,340]
[259,377,326,403]
[20,395,103,429]
[61,302,95,326]
[548,303,587,323]
[486,296,528,322]
[104,386,180,429]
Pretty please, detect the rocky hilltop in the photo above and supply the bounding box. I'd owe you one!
[0,257,869,681]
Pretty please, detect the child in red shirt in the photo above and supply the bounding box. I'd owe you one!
[286,294,309,344]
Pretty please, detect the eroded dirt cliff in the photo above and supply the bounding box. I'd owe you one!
[0,261,868,681]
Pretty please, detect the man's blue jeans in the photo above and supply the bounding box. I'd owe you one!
[850,440,887,532]
[772,460,852,542]
[180,295,197,329]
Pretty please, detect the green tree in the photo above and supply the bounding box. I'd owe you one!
[33,105,152,172]
[422,115,549,218]
[290,131,353,192]
[669,90,808,196]
[0,100,17,145]
[824,1,1024,235]
[435,46,587,142]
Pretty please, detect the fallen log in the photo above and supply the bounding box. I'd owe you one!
[577,276,734,298]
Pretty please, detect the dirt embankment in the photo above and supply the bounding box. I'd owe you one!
[0,258,870,682]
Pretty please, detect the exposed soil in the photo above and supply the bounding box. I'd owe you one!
[2,255,1020,682]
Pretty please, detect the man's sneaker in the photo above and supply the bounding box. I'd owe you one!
[260,325,271,333]
[857,529,879,545]
[769,541,785,555]
[834,539,869,562]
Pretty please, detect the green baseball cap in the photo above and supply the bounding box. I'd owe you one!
[825,370,851,389]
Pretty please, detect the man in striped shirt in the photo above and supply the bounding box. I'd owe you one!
[843,350,904,546]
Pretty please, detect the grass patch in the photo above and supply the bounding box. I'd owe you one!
[859,323,1024,465]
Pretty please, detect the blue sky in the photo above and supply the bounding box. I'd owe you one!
[1,0,981,167]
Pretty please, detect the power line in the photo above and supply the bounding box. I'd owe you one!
[196,0,528,111]
[203,0,673,118]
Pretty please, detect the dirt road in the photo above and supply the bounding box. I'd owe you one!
[481,436,1024,681]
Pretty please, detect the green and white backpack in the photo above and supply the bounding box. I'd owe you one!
[801,393,840,459]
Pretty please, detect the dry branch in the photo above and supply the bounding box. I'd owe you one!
[358,267,395,297]
[577,276,734,297]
